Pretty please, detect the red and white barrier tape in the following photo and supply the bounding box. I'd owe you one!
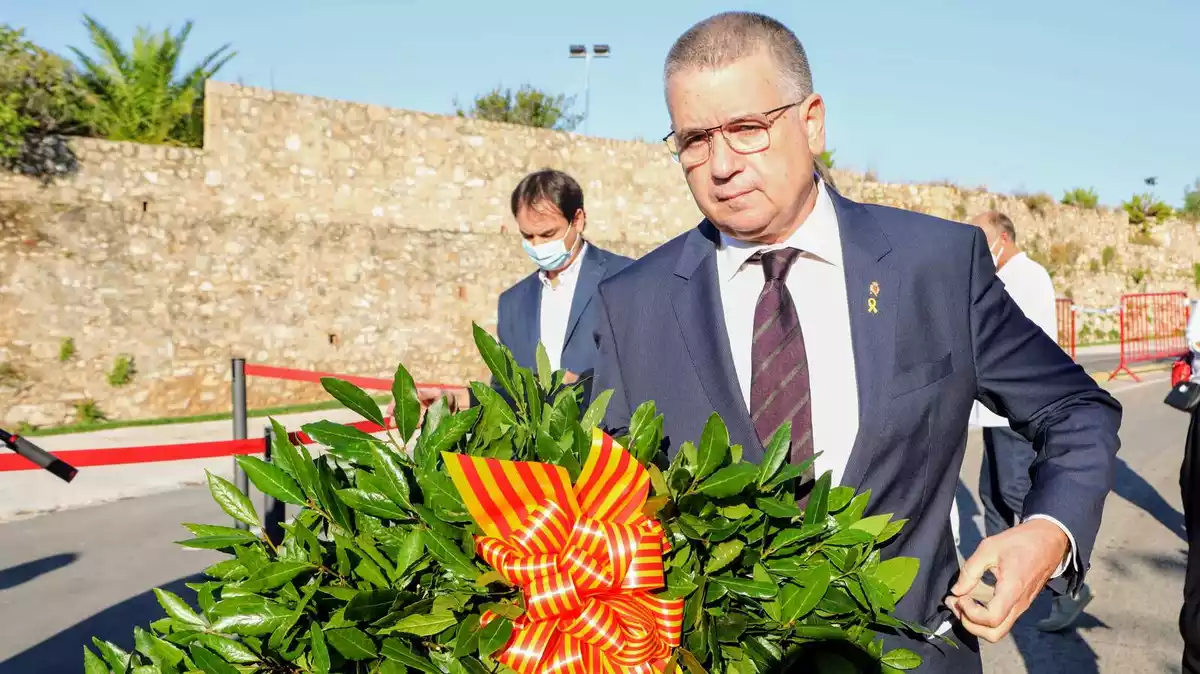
[244,363,463,396]
[0,419,393,473]
[0,361,470,473]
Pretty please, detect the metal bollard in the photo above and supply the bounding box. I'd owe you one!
[263,424,286,546]
[232,358,250,530]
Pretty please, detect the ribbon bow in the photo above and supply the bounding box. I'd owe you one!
[444,429,684,674]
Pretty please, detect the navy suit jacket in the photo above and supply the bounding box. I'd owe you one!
[592,187,1122,672]
[497,244,633,378]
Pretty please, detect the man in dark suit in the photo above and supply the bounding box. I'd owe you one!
[591,12,1121,672]
[497,169,632,390]
[1183,303,1200,674]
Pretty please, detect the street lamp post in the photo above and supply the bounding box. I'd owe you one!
[569,44,610,135]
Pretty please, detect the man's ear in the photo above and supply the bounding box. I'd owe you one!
[803,94,827,157]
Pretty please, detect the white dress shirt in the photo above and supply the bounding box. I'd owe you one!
[970,252,1059,427]
[538,242,589,372]
[715,180,859,486]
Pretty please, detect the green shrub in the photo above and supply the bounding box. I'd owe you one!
[1181,180,1200,223]
[0,24,86,176]
[83,327,928,674]
[1061,187,1099,209]
[108,354,135,386]
[59,337,75,362]
[1123,193,1173,234]
[1101,245,1117,268]
[75,399,105,424]
[1018,191,1054,216]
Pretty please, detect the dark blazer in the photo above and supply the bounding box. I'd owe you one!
[591,187,1122,673]
[497,243,633,379]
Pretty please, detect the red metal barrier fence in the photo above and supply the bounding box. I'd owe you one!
[1056,298,1076,359]
[1109,291,1191,381]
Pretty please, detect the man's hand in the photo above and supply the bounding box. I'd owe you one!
[562,371,579,384]
[945,518,1070,642]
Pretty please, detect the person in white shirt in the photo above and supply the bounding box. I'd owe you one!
[495,169,632,392]
[966,210,1092,632]
[1188,300,1200,379]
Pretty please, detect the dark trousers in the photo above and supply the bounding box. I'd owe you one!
[979,426,1037,537]
[1183,407,1200,674]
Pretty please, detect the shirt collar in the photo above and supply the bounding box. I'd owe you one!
[716,179,843,282]
[539,241,589,288]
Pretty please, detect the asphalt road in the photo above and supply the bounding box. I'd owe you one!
[0,370,1188,674]
[1078,352,1118,377]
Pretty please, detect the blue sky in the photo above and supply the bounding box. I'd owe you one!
[9,0,1199,207]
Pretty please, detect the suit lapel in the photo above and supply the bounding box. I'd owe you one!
[563,246,606,347]
[831,190,899,490]
[514,274,542,368]
[671,223,761,458]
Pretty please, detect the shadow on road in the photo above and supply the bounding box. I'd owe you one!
[0,553,79,592]
[955,479,986,556]
[954,478,1102,674]
[0,572,201,674]
[1112,456,1187,542]
[1007,601,1106,674]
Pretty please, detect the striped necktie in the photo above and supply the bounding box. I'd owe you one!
[749,248,816,491]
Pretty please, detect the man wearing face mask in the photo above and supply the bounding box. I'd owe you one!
[496,168,632,393]
[966,211,1090,630]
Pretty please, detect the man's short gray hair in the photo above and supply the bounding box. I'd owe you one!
[976,211,1018,243]
[664,11,814,102]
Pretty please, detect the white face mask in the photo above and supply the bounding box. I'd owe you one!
[989,239,1005,268]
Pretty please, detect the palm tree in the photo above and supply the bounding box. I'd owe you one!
[70,14,234,146]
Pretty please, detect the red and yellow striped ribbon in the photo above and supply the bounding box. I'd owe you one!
[444,428,684,674]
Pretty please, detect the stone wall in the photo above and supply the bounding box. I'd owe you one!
[1,81,1197,427]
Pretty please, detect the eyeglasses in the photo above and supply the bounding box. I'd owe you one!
[663,101,804,167]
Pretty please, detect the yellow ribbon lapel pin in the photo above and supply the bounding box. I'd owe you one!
[868,281,880,314]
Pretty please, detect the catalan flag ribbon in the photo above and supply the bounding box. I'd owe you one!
[443,428,684,674]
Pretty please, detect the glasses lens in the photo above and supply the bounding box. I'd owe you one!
[724,121,770,153]
[675,131,709,165]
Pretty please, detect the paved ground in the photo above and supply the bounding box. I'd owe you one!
[0,367,1188,673]
[961,370,1190,674]
[1075,344,1121,376]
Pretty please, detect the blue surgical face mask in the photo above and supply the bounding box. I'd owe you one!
[523,224,577,271]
